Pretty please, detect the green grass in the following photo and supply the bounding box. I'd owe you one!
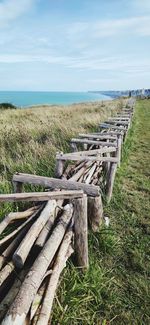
[0,99,149,324]
[0,99,121,219]
[51,100,150,325]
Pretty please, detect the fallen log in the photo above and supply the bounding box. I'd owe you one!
[13,200,57,268]
[0,219,35,270]
[88,196,103,232]
[85,163,97,184]
[63,147,117,157]
[0,269,27,321]
[34,199,64,249]
[71,138,117,147]
[36,230,73,325]
[56,153,118,163]
[78,133,117,140]
[12,173,100,197]
[0,206,43,247]
[0,261,14,287]
[29,271,53,321]
[0,190,84,203]
[69,166,86,182]
[108,117,130,121]
[73,195,88,269]
[99,123,126,131]
[0,207,37,236]
[105,120,129,126]
[2,204,73,325]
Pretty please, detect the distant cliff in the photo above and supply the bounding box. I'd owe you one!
[88,89,150,98]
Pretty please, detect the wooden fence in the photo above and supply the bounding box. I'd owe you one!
[0,98,135,324]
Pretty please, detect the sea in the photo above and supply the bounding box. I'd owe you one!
[0,91,111,107]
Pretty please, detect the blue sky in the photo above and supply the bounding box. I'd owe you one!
[0,0,150,91]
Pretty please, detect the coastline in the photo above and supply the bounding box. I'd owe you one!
[0,91,112,107]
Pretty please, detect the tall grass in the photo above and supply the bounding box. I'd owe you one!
[50,99,149,325]
[0,100,121,192]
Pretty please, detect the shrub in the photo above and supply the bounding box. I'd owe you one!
[0,102,17,110]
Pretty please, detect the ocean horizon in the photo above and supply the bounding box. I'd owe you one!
[0,91,112,107]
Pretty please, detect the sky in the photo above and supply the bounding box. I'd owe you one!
[0,0,150,91]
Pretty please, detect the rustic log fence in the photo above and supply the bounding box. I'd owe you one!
[0,98,135,324]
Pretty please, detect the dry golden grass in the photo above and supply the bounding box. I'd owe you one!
[0,99,124,195]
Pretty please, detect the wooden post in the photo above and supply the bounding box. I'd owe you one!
[88,195,103,232]
[116,135,122,167]
[13,181,23,193]
[70,142,78,152]
[83,143,88,150]
[106,162,117,202]
[73,194,88,269]
[55,159,64,178]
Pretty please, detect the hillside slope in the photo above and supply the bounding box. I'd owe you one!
[51,100,150,325]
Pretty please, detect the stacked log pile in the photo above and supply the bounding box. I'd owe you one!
[0,98,135,324]
[55,101,134,202]
[0,191,89,324]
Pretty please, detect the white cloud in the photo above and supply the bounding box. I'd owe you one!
[0,53,149,78]
[66,16,150,40]
[0,0,35,27]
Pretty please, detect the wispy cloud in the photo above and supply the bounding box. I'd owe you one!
[0,0,35,27]
[67,16,150,40]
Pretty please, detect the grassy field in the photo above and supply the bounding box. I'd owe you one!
[0,99,149,324]
[0,99,122,218]
[51,99,150,325]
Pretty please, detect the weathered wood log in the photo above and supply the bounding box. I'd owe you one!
[0,269,27,322]
[12,181,23,193]
[56,153,118,163]
[99,123,126,131]
[116,135,122,167]
[13,200,57,268]
[63,147,117,157]
[36,230,73,325]
[2,204,73,325]
[30,270,53,321]
[0,190,84,203]
[78,133,117,140]
[106,162,118,202]
[108,117,130,121]
[117,113,132,117]
[88,196,103,232]
[85,163,97,184]
[71,138,117,147]
[105,120,129,126]
[0,206,43,247]
[96,130,124,136]
[0,219,35,270]
[73,195,88,269]
[69,166,86,182]
[61,164,74,179]
[0,261,14,287]
[0,207,37,236]
[12,173,100,197]
[34,199,63,249]
[55,158,64,178]
[70,142,78,152]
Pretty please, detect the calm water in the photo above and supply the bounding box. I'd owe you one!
[0,91,111,107]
